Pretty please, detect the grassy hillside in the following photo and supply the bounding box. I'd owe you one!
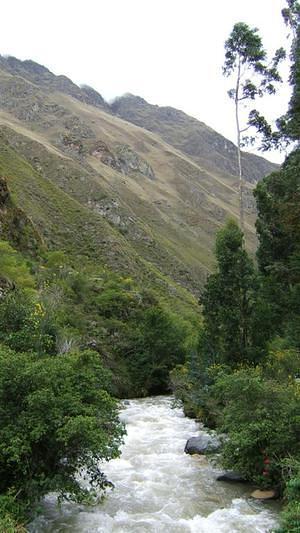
[0,55,276,298]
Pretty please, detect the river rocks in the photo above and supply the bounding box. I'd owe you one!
[217,472,247,483]
[251,489,277,500]
[184,434,221,455]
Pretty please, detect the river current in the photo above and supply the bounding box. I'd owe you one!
[30,396,278,532]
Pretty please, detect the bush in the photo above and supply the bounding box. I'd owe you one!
[0,240,35,291]
[276,459,300,532]
[211,367,300,486]
[124,306,188,395]
[0,493,27,533]
[0,346,124,511]
[0,291,57,354]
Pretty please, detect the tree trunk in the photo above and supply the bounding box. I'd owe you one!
[235,58,244,232]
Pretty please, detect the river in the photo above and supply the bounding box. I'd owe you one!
[29,396,279,532]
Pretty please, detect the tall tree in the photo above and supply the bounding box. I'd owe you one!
[254,1,300,347]
[199,220,270,367]
[223,23,285,230]
[254,151,300,346]
[281,0,300,141]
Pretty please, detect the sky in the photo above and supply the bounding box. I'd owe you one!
[0,0,292,163]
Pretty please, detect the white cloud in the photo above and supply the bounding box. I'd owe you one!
[0,0,291,163]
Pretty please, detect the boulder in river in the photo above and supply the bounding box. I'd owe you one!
[184,434,221,455]
[251,489,277,500]
[217,472,247,483]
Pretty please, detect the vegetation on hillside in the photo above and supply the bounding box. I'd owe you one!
[0,238,197,530]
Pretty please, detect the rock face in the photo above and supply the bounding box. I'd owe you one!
[90,140,123,171]
[80,85,108,109]
[115,144,155,180]
[90,141,156,179]
[184,434,221,455]
[217,472,247,483]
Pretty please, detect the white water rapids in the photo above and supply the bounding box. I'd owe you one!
[30,396,279,532]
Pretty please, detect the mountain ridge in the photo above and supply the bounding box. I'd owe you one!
[0,54,276,179]
[0,54,277,299]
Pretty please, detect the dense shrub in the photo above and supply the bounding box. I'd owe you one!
[277,459,300,532]
[0,291,57,354]
[211,367,300,487]
[0,346,124,512]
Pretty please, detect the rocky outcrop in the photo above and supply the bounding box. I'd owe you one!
[90,141,156,179]
[115,144,155,180]
[90,141,123,171]
[184,434,221,455]
[80,85,108,110]
[87,196,154,245]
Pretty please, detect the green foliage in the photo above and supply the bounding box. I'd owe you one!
[277,500,300,532]
[248,2,300,149]
[0,346,124,509]
[264,340,300,380]
[199,220,268,368]
[0,291,57,354]
[277,458,300,532]
[211,367,300,486]
[254,149,300,347]
[224,22,266,76]
[36,259,192,396]
[125,306,188,395]
[0,240,35,290]
[0,515,26,533]
[0,244,194,525]
[0,493,27,532]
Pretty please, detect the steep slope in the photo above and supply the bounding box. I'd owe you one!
[111,94,276,184]
[0,56,276,297]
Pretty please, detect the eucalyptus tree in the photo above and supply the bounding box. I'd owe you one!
[223,23,285,230]
[248,1,300,149]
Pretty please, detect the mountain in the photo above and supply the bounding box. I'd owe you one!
[111,93,274,184]
[0,55,277,299]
